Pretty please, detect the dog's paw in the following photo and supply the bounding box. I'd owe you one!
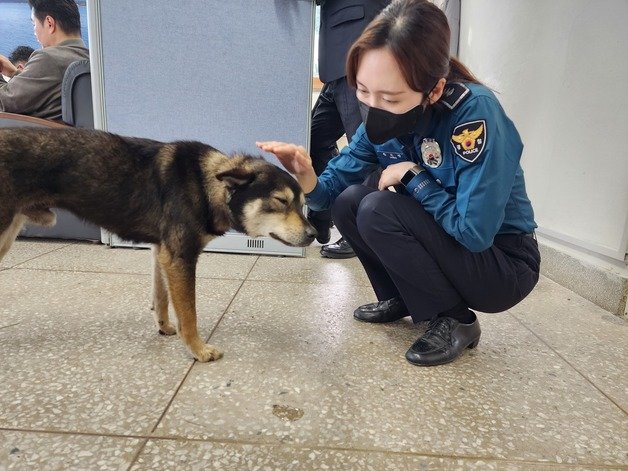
[158,322,177,336]
[193,344,223,362]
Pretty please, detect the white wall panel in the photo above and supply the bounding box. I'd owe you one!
[459,0,628,260]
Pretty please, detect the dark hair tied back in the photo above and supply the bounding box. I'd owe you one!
[346,0,480,93]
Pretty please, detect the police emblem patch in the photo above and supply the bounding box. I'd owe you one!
[420,138,442,168]
[450,120,486,163]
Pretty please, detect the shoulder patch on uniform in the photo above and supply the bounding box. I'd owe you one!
[450,120,486,163]
[439,82,471,110]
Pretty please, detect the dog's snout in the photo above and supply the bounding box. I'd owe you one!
[306,225,318,240]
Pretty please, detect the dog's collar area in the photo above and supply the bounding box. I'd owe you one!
[269,232,294,247]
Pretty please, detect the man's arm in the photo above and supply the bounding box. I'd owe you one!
[0,50,58,115]
[0,54,18,80]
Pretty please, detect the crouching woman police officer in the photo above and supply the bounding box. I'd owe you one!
[258,0,540,366]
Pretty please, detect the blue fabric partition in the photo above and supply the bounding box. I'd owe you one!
[92,0,315,255]
[99,0,313,160]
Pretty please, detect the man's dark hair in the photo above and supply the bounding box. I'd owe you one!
[9,46,35,64]
[28,0,81,35]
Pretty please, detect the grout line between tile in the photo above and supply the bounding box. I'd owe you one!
[508,311,627,415]
[238,277,372,288]
[0,426,622,470]
[3,240,77,269]
[243,255,262,282]
[0,322,20,331]
[9,265,255,283]
[10,266,153,277]
[125,437,150,471]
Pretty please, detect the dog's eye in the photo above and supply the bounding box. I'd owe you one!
[274,196,288,206]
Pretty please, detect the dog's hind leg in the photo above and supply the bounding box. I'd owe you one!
[0,213,27,263]
[22,207,56,227]
[157,244,222,362]
[151,244,177,335]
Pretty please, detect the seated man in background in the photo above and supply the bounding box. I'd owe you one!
[0,0,88,121]
[9,46,36,72]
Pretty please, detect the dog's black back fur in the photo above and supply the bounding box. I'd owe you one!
[0,128,217,246]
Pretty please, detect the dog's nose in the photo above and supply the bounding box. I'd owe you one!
[306,225,317,240]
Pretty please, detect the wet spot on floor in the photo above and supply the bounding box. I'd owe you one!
[272,404,304,421]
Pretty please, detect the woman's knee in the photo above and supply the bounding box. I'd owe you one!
[355,191,398,237]
[331,184,374,225]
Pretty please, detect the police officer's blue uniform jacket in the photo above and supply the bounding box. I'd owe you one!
[306,82,537,252]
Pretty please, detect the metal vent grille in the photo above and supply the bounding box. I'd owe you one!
[246,239,265,249]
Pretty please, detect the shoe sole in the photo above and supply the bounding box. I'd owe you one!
[353,313,408,323]
[320,251,356,259]
[405,337,481,367]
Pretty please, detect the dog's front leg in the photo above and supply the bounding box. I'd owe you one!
[157,245,223,362]
[151,244,177,335]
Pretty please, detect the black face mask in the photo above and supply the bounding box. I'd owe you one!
[359,100,433,145]
[358,82,438,145]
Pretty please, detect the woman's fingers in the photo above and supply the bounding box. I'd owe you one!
[256,141,314,176]
[256,141,286,152]
[257,142,297,158]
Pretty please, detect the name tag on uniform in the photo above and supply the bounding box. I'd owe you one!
[379,151,404,160]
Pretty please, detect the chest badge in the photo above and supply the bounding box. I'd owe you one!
[420,138,443,168]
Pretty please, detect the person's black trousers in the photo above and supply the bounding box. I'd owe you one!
[309,78,362,225]
[332,185,541,322]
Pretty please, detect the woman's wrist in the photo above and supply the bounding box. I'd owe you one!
[298,169,318,194]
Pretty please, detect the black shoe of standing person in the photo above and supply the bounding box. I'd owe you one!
[307,215,332,244]
[353,297,409,323]
[320,237,356,259]
[405,312,481,366]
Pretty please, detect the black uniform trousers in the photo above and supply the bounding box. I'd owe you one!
[332,185,541,322]
[309,77,362,225]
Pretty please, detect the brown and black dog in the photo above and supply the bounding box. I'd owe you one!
[0,127,316,361]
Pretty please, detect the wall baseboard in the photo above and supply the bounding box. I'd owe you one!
[538,238,627,317]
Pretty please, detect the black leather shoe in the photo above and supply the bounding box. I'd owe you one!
[405,314,481,366]
[307,215,332,244]
[354,297,408,323]
[320,237,356,259]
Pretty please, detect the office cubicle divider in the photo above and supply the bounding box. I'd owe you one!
[87,0,315,256]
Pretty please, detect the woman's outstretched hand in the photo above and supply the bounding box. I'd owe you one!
[256,141,318,193]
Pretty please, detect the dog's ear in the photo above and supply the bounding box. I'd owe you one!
[216,168,255,189]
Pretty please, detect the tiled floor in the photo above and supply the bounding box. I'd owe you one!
[0,237,626,470]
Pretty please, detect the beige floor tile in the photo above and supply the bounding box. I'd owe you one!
[0,269,241,435]
[131,438,609,471]
[509,276,628,410]
[0,430,141,471]
[154,281,626,467]
[0,240,73,269]
[248,244,372,287]
[11,241,258,280]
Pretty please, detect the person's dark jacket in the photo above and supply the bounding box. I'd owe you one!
[316,0,391,83]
